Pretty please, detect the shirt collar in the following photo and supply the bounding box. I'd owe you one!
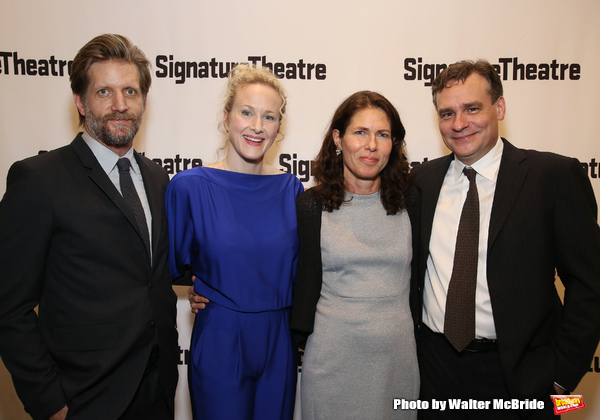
[81,130,136,175]
[449,137,504,183]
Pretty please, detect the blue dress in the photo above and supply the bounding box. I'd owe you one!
[165,167,303,420]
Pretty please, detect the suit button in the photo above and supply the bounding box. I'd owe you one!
[149,321,156,328]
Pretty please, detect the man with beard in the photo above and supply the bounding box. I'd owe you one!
[0,34,178,420]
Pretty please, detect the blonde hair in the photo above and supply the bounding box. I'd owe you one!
[216,65,288,160]
[223,65,287,119]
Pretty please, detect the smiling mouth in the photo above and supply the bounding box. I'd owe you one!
[104,112,134,122]
[453,131,478,141]
[243,135,264,144]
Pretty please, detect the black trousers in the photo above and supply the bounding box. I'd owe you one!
[417,324,557,420]
[119,346,174,420]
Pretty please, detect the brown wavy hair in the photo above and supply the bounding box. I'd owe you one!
[312,91,410,215]
[70,34,151,127]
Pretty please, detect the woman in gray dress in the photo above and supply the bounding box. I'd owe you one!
[291,91,419,420]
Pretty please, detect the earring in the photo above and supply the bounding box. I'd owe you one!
[335,149,341,156]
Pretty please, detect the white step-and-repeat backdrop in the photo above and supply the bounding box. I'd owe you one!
[1,0,599,418]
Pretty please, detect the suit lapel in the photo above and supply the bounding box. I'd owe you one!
[71,135,152,263]
[488,139,528,249]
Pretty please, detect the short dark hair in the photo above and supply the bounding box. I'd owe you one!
[312,91,410,215]
[70,34,151,126]
[432,59,503,107]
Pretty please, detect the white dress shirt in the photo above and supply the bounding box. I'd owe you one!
[422,138,503,339]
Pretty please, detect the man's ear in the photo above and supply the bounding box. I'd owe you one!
[496,96,506,122]
[74,94,86,117]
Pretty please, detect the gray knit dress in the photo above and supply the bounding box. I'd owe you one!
[301,191,419,420]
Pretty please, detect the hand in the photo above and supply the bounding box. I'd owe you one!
[188,275,209,314]
[49,406,68,420]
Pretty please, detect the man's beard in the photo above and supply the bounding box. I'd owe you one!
[84,103,143,147]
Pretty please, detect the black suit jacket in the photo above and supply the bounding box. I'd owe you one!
[0,134,179,419]
[410,139,600,397]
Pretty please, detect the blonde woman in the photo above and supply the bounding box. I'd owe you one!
[166,65,302,420]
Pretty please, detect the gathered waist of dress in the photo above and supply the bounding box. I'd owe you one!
[193,276,293,313]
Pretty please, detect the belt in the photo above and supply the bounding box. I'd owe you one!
[463,338,498,353]
[422,324,498,353]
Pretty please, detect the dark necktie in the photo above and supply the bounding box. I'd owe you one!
[444,167,479,352]
[117,157,151,255]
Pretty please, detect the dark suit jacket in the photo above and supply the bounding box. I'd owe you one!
[290,188,324,348]
[410,138,600,398]
[0,134,179,419]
